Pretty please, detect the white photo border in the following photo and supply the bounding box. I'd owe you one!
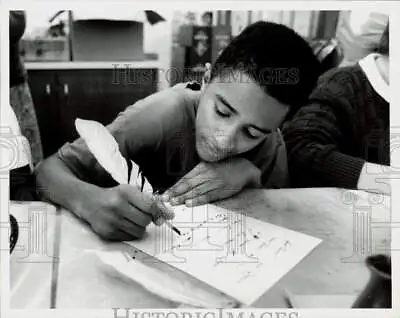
[1,1,399,318]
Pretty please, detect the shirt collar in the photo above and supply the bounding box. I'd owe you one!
[358,53,389,103]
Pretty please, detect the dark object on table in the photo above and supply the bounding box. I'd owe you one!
[352,254,391,308]
[9,214,19,254]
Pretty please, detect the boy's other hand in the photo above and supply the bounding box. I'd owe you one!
[162,158,260,207]
[77,185,174,241]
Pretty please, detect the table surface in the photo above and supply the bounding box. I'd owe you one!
[10,187,391,309]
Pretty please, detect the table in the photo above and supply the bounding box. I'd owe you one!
[10,187,391,308]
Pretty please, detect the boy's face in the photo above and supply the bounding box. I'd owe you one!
[195,73,289,162]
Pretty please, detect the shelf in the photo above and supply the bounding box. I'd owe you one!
[25,60,161,70]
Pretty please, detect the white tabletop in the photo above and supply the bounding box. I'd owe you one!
[9,188,391,308]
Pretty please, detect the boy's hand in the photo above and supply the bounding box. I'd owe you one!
[162,158,261,207]
[77,185,174,241]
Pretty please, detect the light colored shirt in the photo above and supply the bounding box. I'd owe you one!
[57,83,289,192]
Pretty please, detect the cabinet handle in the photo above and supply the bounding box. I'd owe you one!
[45,84,51,95]
[64,84,69,95]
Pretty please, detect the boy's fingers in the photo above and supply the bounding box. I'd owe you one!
[170,181,218,205]
[120,204,153,228]
[150,200,175,223]
[153,217,166,226]
[120,186,172,224]
[185,194,212,207]
[164,169,204,200]
[168,177,207,204]
[185,188,239,207]
[120,185,154,212]
[114,216,147,239]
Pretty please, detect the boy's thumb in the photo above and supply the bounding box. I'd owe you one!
[151,200,175,225]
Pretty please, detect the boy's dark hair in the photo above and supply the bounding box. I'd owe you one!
[210,21,322,116]
[377,23,389,55]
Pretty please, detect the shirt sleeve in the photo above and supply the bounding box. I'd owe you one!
[245,129,290,189]
[282,68,366,189]
[57,87,189,187]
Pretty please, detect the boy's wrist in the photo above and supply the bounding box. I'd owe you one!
[243,160,262,188]
[249,169,262,188]
[68,181,102,220]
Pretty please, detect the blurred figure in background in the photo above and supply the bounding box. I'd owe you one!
[337,10,388,66]
[10,10,43,167]
[201,11,213,26]
[282,24,389,195]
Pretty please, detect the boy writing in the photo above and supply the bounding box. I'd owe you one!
[35,22,321,241]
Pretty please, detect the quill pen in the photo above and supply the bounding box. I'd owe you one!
[74,118,180,234]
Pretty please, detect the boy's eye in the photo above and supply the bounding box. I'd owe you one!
[246,127,264,139]
[215,104,231,117]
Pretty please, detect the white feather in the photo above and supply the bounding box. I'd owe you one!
[75,118,129,185]
[74,119,239,307]
[129,160,153,193]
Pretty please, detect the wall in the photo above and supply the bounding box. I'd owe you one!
[230,11,323,39]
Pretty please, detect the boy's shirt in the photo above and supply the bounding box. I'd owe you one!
[57,83,289,193]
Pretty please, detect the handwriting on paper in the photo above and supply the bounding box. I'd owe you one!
[125,204,321,305]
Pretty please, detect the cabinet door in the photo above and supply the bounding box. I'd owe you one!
[57,68,158,143]
[27,70,65,158]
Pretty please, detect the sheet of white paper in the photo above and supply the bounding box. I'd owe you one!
[125,203,322,305]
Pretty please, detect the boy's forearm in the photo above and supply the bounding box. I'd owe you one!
[35,155,100,217]
[240,159,262,188]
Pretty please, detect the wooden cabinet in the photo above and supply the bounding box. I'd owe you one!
[27,64,159,158]
[27,70,63,157]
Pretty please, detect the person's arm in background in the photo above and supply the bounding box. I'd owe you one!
[282,68,390,195]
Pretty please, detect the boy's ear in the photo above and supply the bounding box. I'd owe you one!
[201,62,212,90]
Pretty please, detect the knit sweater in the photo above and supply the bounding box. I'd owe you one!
[282,54,389,189]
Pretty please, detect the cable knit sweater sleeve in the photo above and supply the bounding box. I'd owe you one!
[282,66,367,189]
